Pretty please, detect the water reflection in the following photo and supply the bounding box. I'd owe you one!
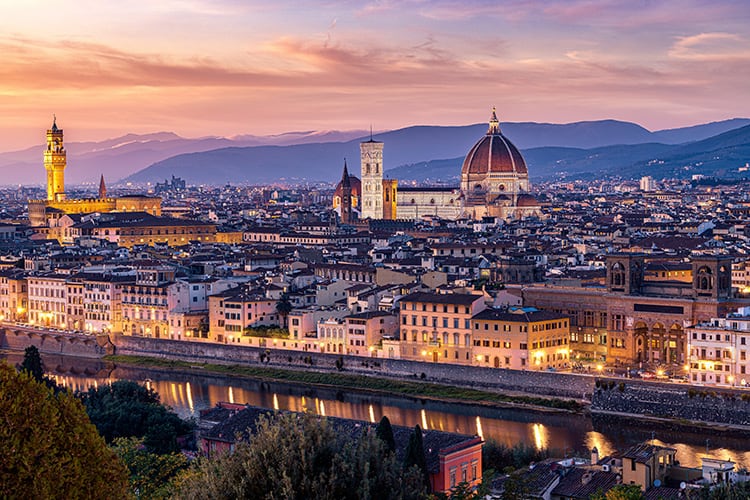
[3,351,749,469]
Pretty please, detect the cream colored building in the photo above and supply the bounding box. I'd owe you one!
[470,307,570,370]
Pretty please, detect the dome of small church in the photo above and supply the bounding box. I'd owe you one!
[516,194,539,207]
[461,109,527,176]
[334,175,361,200]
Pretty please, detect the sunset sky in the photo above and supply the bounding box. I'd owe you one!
[1,0,748,150]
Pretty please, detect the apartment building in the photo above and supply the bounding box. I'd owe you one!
[0,269,28,322]
[27,273,68,328]
[345,310,398,356]
[471,307,570,370]
[687,308,750,386]
[208,287,279,343]
[399,291,486,363]
[121,267,175,338]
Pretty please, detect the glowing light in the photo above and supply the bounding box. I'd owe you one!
[475,416,484,440]
[228,386,235,404]
[532,423,548,451]
[421,350,427,356]
[684,365,690,371]
[369,404,375,423]
[596,364,603,372]
[476,355,483,361]
[273,393,279,410]
[656,369,664,377]
[320,401,326,416]
[421,409,428,430]
[186,381,194,414]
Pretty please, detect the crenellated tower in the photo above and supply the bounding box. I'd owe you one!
[360,132,384,220]
[44,116,66,201]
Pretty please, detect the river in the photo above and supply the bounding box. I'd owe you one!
[4,351,750,469]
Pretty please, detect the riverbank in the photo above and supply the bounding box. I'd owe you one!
[591,410,750,439]
[105,354,585,413]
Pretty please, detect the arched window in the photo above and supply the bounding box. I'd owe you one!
[611,262,625,287]
[696,266,713,291]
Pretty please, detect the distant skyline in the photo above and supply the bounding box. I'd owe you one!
[1,0,748,151]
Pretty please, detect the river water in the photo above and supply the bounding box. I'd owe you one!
[5,352,750,469]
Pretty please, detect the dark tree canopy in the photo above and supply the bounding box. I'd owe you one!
[0,362,129,499]
[403,425,429,489]
[78,380,193,454]
[173,412,425,500]
[376,415,396,453]
[20,345,45,382]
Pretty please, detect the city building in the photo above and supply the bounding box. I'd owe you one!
[687,308,750,386]
[399,291,487,363]
[524,254,745,366]
[28,118,161,228]
[470,307,570,370]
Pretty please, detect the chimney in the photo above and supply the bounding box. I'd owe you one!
[591,446,599,465]
[581,471,593,486]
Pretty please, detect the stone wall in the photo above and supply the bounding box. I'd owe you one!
[592,379,750,426]
[0,327,111,359]
[112,335,595,399]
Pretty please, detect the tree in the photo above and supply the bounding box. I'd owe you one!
[591,484,645,500]
[112,436,188,499]
[403,425,429,490]
[78,380,193,454]
[275,292,293,327]
[376,415,396,453]
[172,412,425,500]
[0,362,129,498]
[20,345,45,383]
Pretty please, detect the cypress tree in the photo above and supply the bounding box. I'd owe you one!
[20,345,45,383]
[375,415,396,453]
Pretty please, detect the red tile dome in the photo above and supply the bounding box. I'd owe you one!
[461,109,527,176]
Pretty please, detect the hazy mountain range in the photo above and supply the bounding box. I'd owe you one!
[1,119,748,186]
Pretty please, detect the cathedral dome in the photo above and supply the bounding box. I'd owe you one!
[333,175,362,200]
[461,109,527,176]
[516,194,539,207]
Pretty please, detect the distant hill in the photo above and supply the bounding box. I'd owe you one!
[3,118,748,186]
[0,129,370,186]
[388,125,750,183]
[123,118,750,185]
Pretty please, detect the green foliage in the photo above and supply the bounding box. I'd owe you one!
[172,412,425,500]
[20,345,45,382]
[78,380,193,454]
[275,292,293,326]
[0,362,129,499]
[482,439,551,472]
[376,415,396,453]
[500,470,532,500]
[591,484,645,500]
[243,325,290,338]
[112,437,188,499]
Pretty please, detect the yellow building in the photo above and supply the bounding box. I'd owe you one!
[621,443,676,491]
[28,118,162,228]
[471,307,570,370]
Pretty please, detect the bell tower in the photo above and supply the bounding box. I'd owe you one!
[44,116,66,201]
[360,128,384,220]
